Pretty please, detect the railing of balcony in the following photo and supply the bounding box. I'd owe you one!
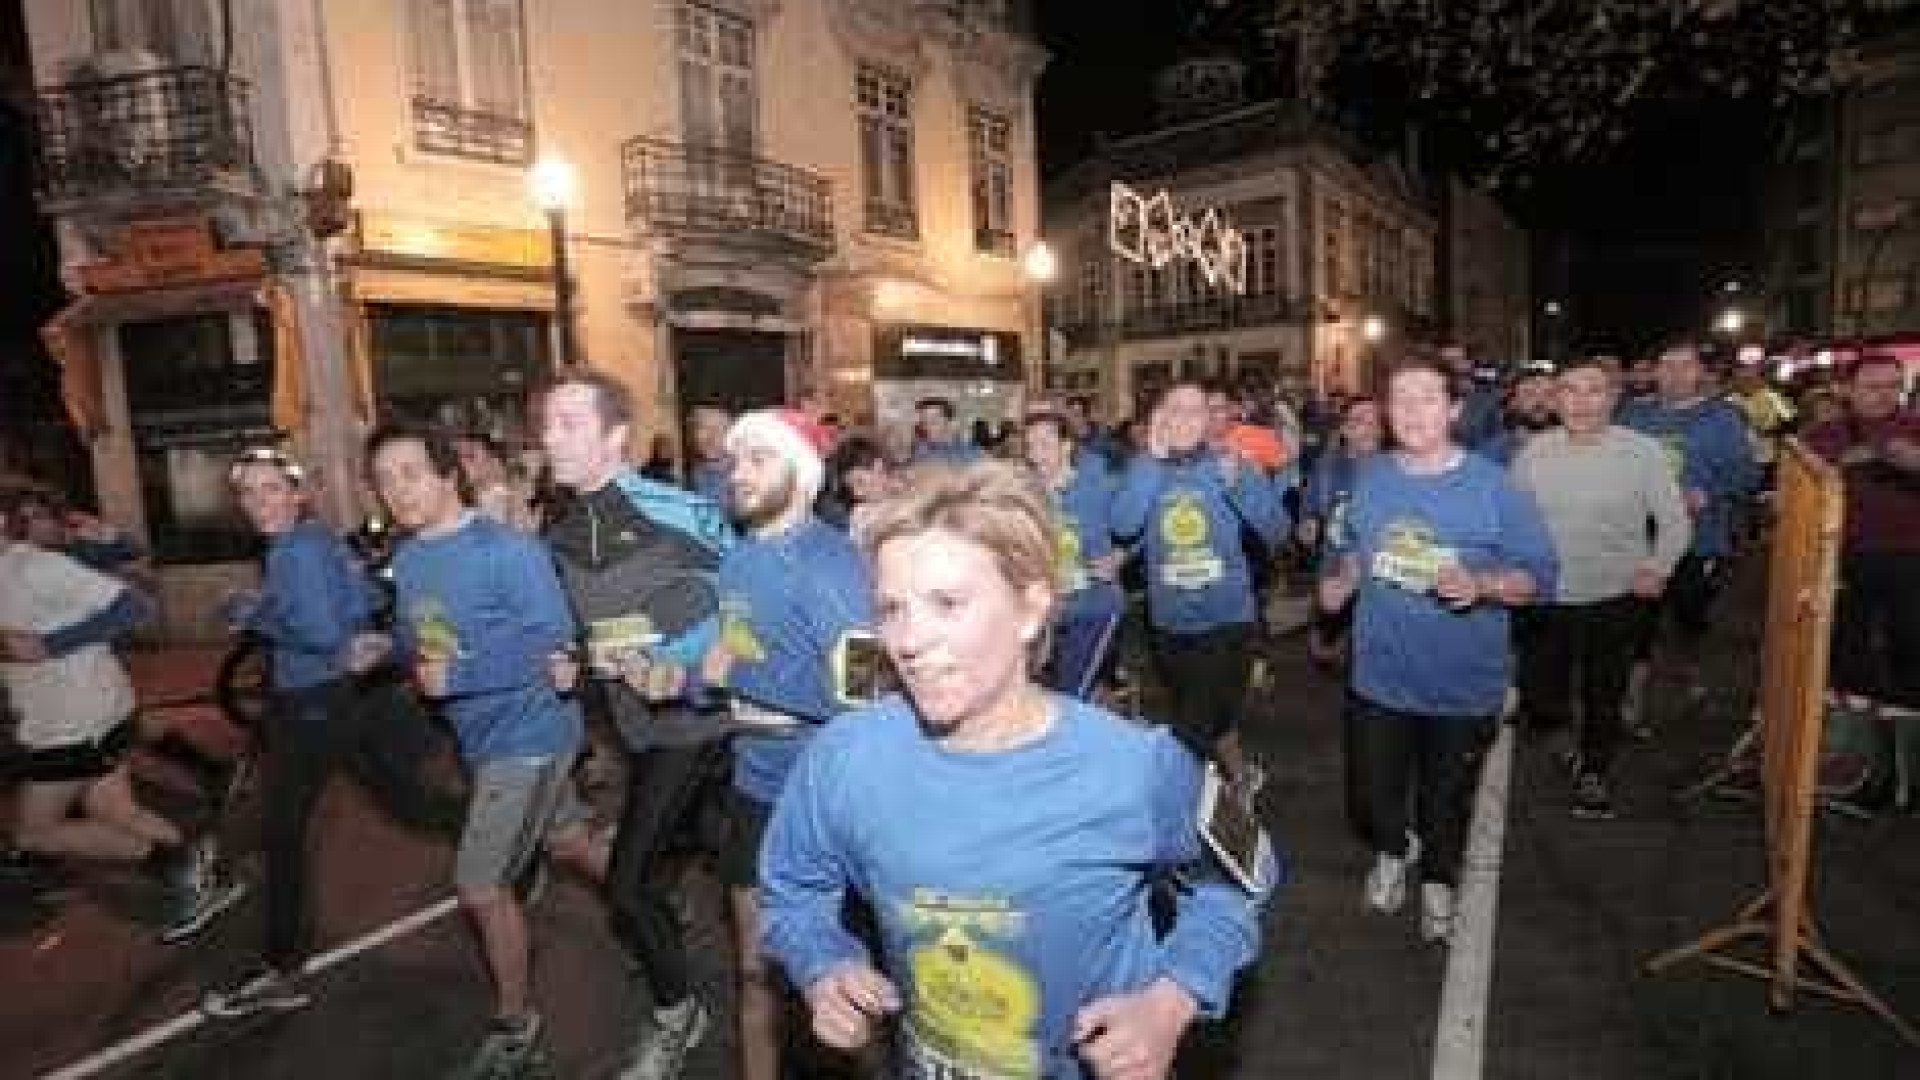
[865,199,920,242]
[37,65,254,203]
[411,96,534,166]
[623,138,834,251]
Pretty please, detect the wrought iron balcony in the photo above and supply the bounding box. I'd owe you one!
[623,138,834,254]
[411,96,534,166]
[1055,292,1302,346]
[37,65,255,205]
[864,199,920,241]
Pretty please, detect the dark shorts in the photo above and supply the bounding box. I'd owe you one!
[1152,622,1257,760]
[718,786,775,891]
[16,721,135,783]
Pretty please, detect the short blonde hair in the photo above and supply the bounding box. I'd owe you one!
[854,460,1059,605]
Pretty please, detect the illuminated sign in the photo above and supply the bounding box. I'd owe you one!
[1108,181,1248,295]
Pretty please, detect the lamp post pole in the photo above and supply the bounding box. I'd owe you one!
[1023,240,1058,398]
[531,156,579,371]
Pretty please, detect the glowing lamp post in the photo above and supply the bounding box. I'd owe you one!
[530,156,578,370]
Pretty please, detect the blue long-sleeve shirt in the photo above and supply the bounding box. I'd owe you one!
[1333,454,1558,717]
[251,519,375,692]
[1111,451,1289,636]
[761,695,1277,1080]
[391,513,581,762]
[1046,463,1124,622]
[715,517,874,804]
[1618,396,1760,558]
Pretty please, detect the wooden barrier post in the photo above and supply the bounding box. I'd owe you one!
[1645,438,1918,1046]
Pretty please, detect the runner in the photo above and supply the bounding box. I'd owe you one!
[1320,356,1556,942]
[702,408,875,1080]
[539,371,730,1080]
[685,405,733,506]
[0,484,242,943]
[1618,339,1760,729]
[761,461,1276,1080]
[371,426,603,1079]
[1022,411,1125,700]
[1297,394,1383,667]
[205,447,443,1018]
[1511,358,1691,820]
[1805,353,1920,811]
[1112,382,1288,788]
[914,397,984,465]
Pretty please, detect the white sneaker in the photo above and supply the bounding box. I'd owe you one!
[1364,852,1408,914]
[1420,882,1456,943]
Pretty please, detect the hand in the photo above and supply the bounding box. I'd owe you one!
[1683,488,1708,515]
[1,627,48,663]
[548,649,581,693]
[1434,563,1482,607]
[805,961,901,1051]
[415,656,451,698]
[1318,555,1360,613]
[1146,410,1171,461]
[700,641,733,689]
[1074,978,1196,1080]
[344,632,392,674]
[1886,436,1920,471]
[1089,550,1126,582]
[617,652,688,701]
[1629,565,1668,599]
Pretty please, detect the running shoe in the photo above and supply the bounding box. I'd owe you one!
[1420,882,1456,943]
[1570,772,1617,821]
[202,964,311,1018]
[449,1012,548,1080]
[159,874,247,944]
[1363,852,1408,915]
[618,996,710,1080]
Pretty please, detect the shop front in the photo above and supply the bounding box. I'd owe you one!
[871,323,1026,431]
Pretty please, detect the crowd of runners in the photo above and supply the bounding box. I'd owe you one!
[1,335,1916,1079]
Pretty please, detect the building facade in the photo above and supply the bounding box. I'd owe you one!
[1762,30,1920,343]
[1041,60,1437,420]
[1441,176,1530,369]
[24,0,1045,633]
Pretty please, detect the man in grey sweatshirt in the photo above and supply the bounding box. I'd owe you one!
[1512,357,1692,819]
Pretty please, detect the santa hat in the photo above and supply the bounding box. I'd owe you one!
[726,408,831,503]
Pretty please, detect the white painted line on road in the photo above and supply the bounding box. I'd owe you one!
[40,896,460,1080]
[1431,723,1516,1080]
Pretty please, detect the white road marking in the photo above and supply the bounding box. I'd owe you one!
[1431,723,1516,1080]
[41,896,460,1080]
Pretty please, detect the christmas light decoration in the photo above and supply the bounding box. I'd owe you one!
[1108,181,1250,294]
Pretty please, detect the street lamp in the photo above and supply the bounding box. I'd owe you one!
[1359,315,1387,391]
[1716,305,1746,336]
[1024,240,1058,392]
[530,155,578,370]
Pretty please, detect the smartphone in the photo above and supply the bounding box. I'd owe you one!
[836,631,894,705]
[1199,765,1271,895]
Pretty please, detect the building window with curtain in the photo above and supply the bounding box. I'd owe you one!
[369,305,550,443]
[89,0,212,63]
[678,3,756,152]
[968,106,1014,256]
[857,64,917,239]
[407,0,533,165]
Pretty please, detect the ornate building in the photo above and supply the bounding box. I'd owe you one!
[1042,57,1438,418]
[23,0,1045,633]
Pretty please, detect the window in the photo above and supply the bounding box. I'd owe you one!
[370,305,550,439]
[858,65,917,239]
[90,0,212,63]
[678,3,756,153]
[408,0,533,165]
[1246,227,1283,298]
[968,107,1014,256]
[1324,202,1346,297]
[119,312,274,565]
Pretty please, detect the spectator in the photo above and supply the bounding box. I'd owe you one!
[914,398,983,465]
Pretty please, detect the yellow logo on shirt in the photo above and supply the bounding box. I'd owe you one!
[718,598,766,663]
[902,891,1040,1080]
[1159,489,1223,590]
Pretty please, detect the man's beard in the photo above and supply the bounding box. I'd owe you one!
[735,466,799,530]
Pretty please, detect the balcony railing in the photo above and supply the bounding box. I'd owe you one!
[1058,292,1302,345]
[623,138,834,253]
[412,96,534,166]
[864,199,920,241]
[37,65,255,204]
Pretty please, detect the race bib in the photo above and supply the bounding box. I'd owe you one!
[1370,518,1457,595]
[1158,492,1224,590]
[1053,518,1089,594]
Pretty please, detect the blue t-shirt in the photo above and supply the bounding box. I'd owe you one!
[1111,452,1289,636]
[1333,454,1558,717]
[1046,463,1124,622]
[761,695,1277,1080]
[687,459,730,509]
[252,519,375,692]
[1618,396,1759,557]
[716,517,874,804]
[391,513,582,761]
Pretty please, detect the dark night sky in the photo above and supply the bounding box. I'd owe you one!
[1031,0,1781,357]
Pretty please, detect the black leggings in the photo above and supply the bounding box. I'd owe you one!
[1517,597,1642,776]
[1343,694,1496,888]
[1830,551,1920,710]
[262,679,440,969]
[1151,623,1256,762]
[605,738,730,1007]
[1632,554,1726,661]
